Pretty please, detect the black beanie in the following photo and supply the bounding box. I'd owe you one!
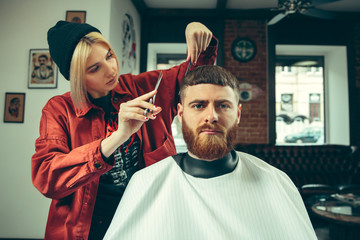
[47,20,101,80]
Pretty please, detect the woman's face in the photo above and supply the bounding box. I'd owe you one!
[85,42,119,98]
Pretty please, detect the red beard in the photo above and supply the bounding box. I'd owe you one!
[182,119,238,160]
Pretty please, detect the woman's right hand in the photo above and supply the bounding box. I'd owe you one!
[117,90,162,139]
[100,91,162,158]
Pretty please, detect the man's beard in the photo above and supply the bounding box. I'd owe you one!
[182,119,238,160]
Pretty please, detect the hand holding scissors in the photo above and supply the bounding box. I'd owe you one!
[116,87,162,143]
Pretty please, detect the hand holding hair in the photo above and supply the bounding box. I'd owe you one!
[185,22,213,64]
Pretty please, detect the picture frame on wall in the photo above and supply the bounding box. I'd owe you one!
[4,93,25,123]
[28,49,58,89]
[66,11,86,23]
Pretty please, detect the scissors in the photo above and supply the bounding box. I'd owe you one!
[146,71,163,114]
[184,60,192,77]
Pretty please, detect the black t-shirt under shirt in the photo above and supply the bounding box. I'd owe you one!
[88,92,140,239]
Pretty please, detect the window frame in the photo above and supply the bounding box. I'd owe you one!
[269,45,350,146]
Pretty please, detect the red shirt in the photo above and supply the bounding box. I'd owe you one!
[31,39,217,240]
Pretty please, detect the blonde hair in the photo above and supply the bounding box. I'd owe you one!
[70,32,119,110]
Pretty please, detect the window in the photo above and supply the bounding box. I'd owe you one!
[275,45,350,145]
[275,56,325,145]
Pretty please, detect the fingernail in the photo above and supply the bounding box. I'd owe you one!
[152,115,156,118]
[153,106,157,109]
[145,117,148,120]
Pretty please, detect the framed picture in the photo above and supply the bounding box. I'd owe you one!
[66,11,86,23]
[4,93,25,123]
[28,49,58,89]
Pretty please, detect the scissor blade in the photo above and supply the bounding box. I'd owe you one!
[150,72,163,106]
[184,60,192,77]
[154,72,163,92]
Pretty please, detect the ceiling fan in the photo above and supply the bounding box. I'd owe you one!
[267,0,341,25]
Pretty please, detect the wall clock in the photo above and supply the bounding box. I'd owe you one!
[231,37,257,63]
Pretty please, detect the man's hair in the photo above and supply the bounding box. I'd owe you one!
[179,65,240,103]
[70,32,119,110]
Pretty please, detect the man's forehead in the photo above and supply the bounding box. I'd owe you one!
[183,84,237,102]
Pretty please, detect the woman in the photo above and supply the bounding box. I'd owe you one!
[31,20,217,240]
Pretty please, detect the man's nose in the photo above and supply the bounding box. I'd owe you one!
[205,105,218,123]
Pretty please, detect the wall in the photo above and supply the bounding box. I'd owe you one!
[0,0,139,238]
[139,16,360,145]
[222,18,360,145]
[110,0,141,75]
[224,19,268,144]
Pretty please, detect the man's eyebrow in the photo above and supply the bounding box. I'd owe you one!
[187,99,234,105]
[188,100,208,105]
[216,99,234,104]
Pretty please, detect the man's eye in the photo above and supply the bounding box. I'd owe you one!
[193,104,203,109]
[219,104,230,109]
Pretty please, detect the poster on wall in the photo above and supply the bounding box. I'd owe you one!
[28,49,58,89]
[66,11,86,23]
[121,13,136,74]
[4,93,25,123]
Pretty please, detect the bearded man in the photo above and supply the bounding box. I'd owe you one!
[104,65,317,240]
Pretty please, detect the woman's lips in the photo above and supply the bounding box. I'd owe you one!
[106,78,116,85]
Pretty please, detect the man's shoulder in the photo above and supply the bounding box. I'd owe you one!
[236,151,290,178]
[236,151,272,168]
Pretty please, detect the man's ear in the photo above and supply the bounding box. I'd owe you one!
[237,103,242,124]
[177,103,184,124]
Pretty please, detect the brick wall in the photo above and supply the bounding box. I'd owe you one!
[224,19,268,144]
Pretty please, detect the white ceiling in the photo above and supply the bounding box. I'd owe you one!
[143,0,360,12]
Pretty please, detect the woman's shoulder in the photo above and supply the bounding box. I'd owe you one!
[43,92,74,110]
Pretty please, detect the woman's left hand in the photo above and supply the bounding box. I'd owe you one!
[185,22,213,64]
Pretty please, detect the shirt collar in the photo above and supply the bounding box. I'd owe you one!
[74,89,125,117]
[174,150,238,178]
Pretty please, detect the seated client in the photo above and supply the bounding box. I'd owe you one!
[104,65,317,240]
